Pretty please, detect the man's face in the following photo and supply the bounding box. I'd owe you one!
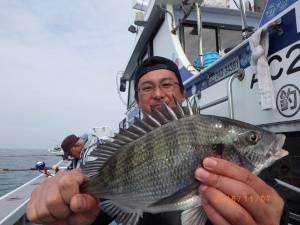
[70,144,83,159]
[137,69,186,113]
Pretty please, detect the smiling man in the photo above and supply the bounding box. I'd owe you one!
[26,56,288,225]
[134,56,186,113]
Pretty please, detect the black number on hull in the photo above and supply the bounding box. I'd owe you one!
[269,55,283,80]
[250,43,300,89]
[286,44,300,75]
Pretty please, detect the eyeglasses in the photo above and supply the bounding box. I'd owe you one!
[138,79,180,95]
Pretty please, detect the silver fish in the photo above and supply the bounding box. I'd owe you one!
[80,101,288,225]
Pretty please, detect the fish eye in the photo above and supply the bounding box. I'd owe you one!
[247,131,260,145]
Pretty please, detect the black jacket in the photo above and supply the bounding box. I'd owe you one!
[92,202,289,225]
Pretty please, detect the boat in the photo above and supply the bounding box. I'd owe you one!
[92,126,114,141]
[48,145,64,156]
[119,0,300,223]
[1,0,299,224]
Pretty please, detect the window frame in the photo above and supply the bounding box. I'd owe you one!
[179,21,244,56]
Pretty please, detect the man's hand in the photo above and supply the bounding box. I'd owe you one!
[195,157,284,225]
[26,169,100,225]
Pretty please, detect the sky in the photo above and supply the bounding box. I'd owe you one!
[0,0,135,149]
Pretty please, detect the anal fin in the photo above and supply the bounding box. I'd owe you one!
[101,200,142,225]
[181,205,207,225]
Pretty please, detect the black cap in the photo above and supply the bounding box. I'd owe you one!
[133,56,184,100]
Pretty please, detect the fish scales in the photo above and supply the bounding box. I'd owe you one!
[86,116,221,203]
[81,103,287,225]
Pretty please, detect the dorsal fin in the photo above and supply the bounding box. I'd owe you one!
[112,138,127,145]
[133,117,154,132]
[129,124,147,135]
[192,98,200,114]
[105,141,121,149]
[89,145,117,156]
[150,105,170,124]
[182,99,194,116]
[186,99,194,115]
[142,112,162,127]
[114,133,134,143]
[160,101,178,120]
[172,96,186,119]
[98,145,118,152]
[119,128,140,140]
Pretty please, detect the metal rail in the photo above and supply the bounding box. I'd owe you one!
[197,69,244,113]
[290,212,300,222]
[275,179,300,194]
[199,96,228,111]
[238,0,249,39]
[195,1,204,67]
[227,69,245,119]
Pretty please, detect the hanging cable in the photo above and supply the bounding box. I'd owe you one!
[233,0,240,9]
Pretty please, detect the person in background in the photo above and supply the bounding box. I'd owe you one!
[26,56,288,225]
[61,133,100,169]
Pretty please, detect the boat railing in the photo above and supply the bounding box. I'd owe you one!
[0,173,45,225]
[227,69,245,119]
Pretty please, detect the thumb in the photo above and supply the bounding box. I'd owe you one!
[70,193,100,213]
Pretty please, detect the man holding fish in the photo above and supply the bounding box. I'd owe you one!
[27,56,289,225]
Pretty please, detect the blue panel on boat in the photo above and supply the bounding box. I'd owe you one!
[259,0,297,27]
[268,8,300,55]
[179,66,194,82]
[183,43,251,96]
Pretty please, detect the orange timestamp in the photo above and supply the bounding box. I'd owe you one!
[213,194,271,203]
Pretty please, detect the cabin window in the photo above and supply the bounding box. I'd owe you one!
[180,23,245,65]
[219,28,243,53]
[181,24,217,64]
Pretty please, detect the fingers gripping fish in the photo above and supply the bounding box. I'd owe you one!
[80,100,287,225]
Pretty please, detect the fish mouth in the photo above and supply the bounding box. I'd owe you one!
[271,134,286,153]
[266,134,288,159]
[254,134,288,174]
[271,134,285,153]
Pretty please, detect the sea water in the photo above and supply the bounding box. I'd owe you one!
[0,148,59,197]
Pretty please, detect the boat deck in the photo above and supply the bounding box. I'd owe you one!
[0,174,46,225]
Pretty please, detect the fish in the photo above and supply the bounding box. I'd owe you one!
[80,100,288,225]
